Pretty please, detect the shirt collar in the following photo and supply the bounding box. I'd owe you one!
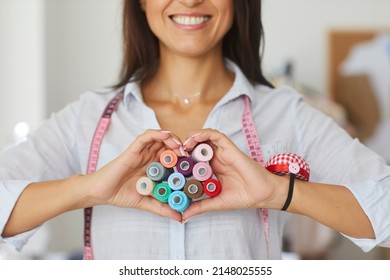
[122,59,257,108]
[218,59,257,106]
[123,81,143,108]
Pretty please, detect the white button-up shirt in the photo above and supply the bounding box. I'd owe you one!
[1,61,390,259]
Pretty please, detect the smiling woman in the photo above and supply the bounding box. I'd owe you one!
[142,0,233,56]
[1,0,390,261]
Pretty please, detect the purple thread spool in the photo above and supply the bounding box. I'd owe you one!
[176,157,195,177]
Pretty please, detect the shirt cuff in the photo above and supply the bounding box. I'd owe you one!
[0,180,38,251]
[342,178,390,252]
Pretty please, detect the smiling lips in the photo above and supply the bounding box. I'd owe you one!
[170,15,211,26]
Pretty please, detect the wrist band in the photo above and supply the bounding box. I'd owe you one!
[281,173,295,211]
[265,154,310,212]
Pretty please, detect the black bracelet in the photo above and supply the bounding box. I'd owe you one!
[281,173,295,211]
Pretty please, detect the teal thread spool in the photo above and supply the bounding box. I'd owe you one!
[153,182,171,203]
[168,191,191,212]
[146,162,173,182]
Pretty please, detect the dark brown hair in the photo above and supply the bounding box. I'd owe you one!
[115,0,273,88]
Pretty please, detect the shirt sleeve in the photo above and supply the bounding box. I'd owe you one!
[293,94,390,252]
[0,99,82,251]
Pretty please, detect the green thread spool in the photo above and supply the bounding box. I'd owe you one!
[153,182,171,203]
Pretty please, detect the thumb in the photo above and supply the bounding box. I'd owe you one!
[138,196,183,222]
[182,197,223,221]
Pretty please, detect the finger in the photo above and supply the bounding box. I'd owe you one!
[158,131,188,157]
[147,142,166,158]
[128,130,171,153]
[182,136,198,151]
[184,129,234,151]
[163,135,185,156]
[183,130,208,151]
[138,196,182,222]
[128,130,184,158]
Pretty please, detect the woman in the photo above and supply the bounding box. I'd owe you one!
[1,0,389,260]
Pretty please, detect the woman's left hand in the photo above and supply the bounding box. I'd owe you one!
[182,129,287,221]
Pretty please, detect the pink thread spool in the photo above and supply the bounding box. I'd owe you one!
[192,162,213,181]
[191,143,213,162]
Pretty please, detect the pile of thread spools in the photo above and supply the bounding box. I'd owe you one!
[136,143,221,212]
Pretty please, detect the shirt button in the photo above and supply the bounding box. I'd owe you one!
[174,254,182,260]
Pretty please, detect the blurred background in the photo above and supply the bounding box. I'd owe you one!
[1,0,389,260]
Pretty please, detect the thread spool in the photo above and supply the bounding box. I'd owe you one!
[183,179,204,199]
[193,162,213,181]
[191,143,214,162]
[168,191,191,212]
[146,162,173,182]
[167,172,186,191]
[176,157,194,177]
[153,182,172,203]
[160,150,178,169]
[203,178,221,197]
[136,177,155,196]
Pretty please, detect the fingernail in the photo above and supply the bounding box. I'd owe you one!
[161,130,172,134]
[182,218,191,224]
[179,146,189,157]
[171,138,182,146]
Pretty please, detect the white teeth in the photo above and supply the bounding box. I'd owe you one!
[171,16,210,26]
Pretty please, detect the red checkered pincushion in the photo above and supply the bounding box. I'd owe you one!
[265,153,310,181]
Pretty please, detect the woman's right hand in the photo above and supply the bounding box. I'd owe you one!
[83,130,183,222]
[2,130,183,238]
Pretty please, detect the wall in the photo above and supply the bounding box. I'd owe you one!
[45,0,122,116]
[262,0,390,95]
[0,0,45,150]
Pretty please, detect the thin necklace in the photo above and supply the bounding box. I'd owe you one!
[173,92,201,105]
[160,73,232,106]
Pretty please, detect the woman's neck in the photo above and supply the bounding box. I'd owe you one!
[142,52,234,105]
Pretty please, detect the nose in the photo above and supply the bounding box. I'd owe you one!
[178,0,205,7]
